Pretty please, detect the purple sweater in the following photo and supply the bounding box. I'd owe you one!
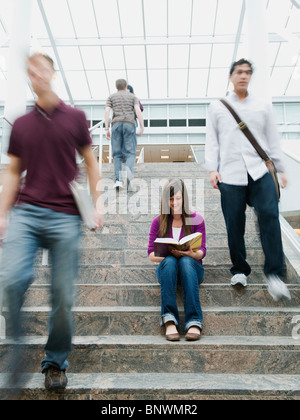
[148,212,207,264]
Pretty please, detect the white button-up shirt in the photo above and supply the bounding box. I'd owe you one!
[205,92,285,186]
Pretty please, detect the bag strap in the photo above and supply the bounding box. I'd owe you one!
[219,99,271,163]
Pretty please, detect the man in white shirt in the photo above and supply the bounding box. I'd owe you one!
[205,59,290,302]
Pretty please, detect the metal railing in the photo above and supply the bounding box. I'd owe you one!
[89,119,112,174]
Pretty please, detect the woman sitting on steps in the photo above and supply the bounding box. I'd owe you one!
[148,179,206,341]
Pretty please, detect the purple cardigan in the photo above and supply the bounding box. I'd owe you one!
[148,212,207,264]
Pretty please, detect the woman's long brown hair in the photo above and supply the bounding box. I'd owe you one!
[159,179,192,238]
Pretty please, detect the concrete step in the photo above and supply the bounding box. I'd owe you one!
[1,336,300,375]
[1,372,300,400]
[80,231,261,250]
[34,247,265,267]
[33,265,269,285]
[77,247,266,267]
[23,283,300,308]
[7,306,300,337]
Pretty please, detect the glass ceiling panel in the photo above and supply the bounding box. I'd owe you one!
[42,0,75,38]
[215,0,243,36]
[266,0,293,33]
[31,1,48,39]
[52,71,70,101]
[65,70,91,99]
[168,0,192,37]
[0,0,299,103]
[92,0,121,38]
[149,69,168,98]
[118,0,144,38]
[127,69,148,99]
[169,69,188,98]
[168,45,190,69]
[79,46,105,71]
[276,42,299,67]
[270,67,293,96]
[57,47,83,71]
[107,70,128,94]
[189,45,212,69]
[67,0,99,38]
[191,0,217,36]
[124,46,146,70]
[102,46,125,70]
[0,0,13,35]
[146,45,168,69]
[211,44,234,68]
[143,0,167,37]
[86,71,109,100]
[286,68,300,97]
[207,68,229,97]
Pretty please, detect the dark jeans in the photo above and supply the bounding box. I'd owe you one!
[156,256,204,331]
[218,173,284,278]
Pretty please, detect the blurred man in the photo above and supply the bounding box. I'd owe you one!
[105,79,144,191]
[205,59,290,302]
[0,53,103,390]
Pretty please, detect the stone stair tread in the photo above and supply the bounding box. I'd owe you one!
[2,335,299,348]
[23,283,299,309]
[18,305,300,313]
[1,373,300,399]
[28,282,300,288]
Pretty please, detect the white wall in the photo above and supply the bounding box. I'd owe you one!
[280,143,300,214]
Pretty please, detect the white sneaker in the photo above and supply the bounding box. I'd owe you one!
[266,275,291,302]
[113,181,124,190]
[231,274,248,288]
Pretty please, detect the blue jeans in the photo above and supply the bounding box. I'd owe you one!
[156,256,204,332]
[111,122,137,182]
[218,173,284,278]
[1,204,81,371]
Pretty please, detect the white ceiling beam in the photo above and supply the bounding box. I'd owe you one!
[20,33,299,49]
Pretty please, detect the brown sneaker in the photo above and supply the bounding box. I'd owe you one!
[43,367,68,390]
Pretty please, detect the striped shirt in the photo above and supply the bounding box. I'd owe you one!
[106,90,140,126]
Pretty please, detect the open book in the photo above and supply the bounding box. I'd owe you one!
[70,181,96,230]
[154,232,202,258]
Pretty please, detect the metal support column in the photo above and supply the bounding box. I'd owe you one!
[245,0,271,103]
[1,0,33,162]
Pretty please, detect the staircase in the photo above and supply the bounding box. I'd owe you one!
[1,162,300,400]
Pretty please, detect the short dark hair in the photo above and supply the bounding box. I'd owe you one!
[230,59,254,75]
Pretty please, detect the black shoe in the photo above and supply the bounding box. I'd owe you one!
[43,367,68,390]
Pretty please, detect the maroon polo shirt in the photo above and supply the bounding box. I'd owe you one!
[8,101,92,215]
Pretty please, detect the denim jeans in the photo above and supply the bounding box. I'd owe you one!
[111,122,137,182]
[156,256,204,332]
[1,204,81,371]
[218,173,284,278]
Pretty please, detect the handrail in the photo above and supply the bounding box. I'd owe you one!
[0,115,13,126]
[137,147,145,164]
[190,146,199,163]
[87,119,112,174]
[283,149,300,164]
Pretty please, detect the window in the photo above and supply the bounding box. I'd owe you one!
[169,119,187,127]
